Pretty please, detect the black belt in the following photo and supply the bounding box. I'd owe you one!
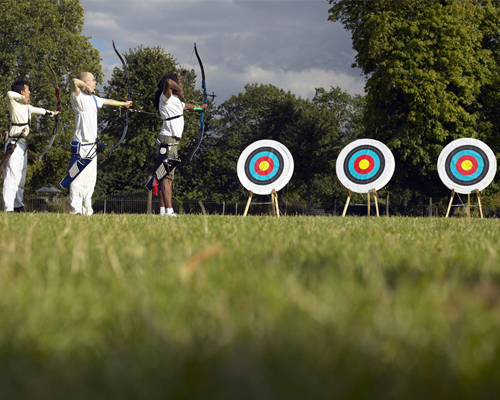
[163,115,182,122]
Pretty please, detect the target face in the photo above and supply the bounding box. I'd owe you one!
[336,139,395,193]
[237,140,294,195]
[437,138,496,194]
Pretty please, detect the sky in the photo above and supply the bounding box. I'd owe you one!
[80,0,365,104]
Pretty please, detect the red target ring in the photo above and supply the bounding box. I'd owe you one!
[353,155,375,175]
[455,155,478,176]
[254,156,275,176]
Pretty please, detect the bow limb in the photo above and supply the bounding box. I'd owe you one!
[189,42,208,162]
[109,40,132,157]
[38,56,61,162]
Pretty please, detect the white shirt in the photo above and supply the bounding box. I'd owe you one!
[159,93,185,138]
[71,92,105,143]
[6,91,51,138]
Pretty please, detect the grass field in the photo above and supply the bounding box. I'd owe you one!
[1,213,500,399]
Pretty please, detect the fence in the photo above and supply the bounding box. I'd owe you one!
[17,196,324,216]
[3,196,494,217]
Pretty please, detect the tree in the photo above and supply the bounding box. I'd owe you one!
[328,0,500,210]
[0,0,102,193]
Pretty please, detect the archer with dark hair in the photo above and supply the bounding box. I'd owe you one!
[11,79,30,94]
[148,73,207,217]
[2,79,59,212]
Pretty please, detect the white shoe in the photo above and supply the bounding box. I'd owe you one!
[164,212,178,217]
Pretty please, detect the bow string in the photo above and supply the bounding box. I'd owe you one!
[189,42,208,161]
[109,40,132,157]
[38,56,61,162]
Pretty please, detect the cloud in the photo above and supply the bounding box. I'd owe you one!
[209,65,365,102]
[80,0,365,102]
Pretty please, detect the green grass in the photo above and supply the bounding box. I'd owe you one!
[1,213,500,399]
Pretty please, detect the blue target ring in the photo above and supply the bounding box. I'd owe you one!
[448,149,484,182]
[248,151,280,181]
[343,145,386,185]
[347,149,382,181]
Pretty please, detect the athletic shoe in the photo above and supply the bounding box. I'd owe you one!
[164,212,178,217]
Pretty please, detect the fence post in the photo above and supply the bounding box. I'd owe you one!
[236,202,238,215]
[222,201,225,215]
[147,184,152,214]
[104,199,106,214]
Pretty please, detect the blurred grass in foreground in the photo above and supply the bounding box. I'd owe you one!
[1,213,500,399]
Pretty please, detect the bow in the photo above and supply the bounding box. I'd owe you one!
[38,56,61,162]
[189,43,208,161]
[109,40,132,157]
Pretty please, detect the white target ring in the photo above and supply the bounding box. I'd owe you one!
[437,138,496,194]
[336,139,395,193]
[237,140,294,195]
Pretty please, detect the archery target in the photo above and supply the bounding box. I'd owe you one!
[336,139,395,193]
[437,138,496,194]
[237,140,294,195]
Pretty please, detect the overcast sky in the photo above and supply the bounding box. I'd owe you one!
[80,0,365,104]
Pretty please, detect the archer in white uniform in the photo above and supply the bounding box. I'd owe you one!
[3,80,59,212]
[69,72,132,215]
[152,73,207,216]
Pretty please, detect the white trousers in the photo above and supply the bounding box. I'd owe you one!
[2,141,28,212]
[69,144,97,215]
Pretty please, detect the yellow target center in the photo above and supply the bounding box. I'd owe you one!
[259,161,270,171]
[461,160,473,171]
[358,159,370,170]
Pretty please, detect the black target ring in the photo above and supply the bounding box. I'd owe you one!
[343,145,386,185]
[244,146,284,185]
[444,145,488,187]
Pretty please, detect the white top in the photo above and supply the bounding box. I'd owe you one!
[159,93,185,138]
[6,91,51,137]
[71,92,105,143]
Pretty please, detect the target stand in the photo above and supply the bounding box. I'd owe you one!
[242,189,281,217]
[336,139,395,217]
[438,138,496,219]
[341,188,381,217]
[445,189,484,219]
[237,140,294,217]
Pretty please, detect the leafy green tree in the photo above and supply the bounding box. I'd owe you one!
[328,0,500,211]
[0,0,102,193]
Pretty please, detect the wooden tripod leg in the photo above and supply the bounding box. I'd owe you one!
[272,189,280,218]
[243,191,253,217]
[342,190,351,217]
[445,189,455,218]
[373,189,379,217]
[476,189,484,219]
